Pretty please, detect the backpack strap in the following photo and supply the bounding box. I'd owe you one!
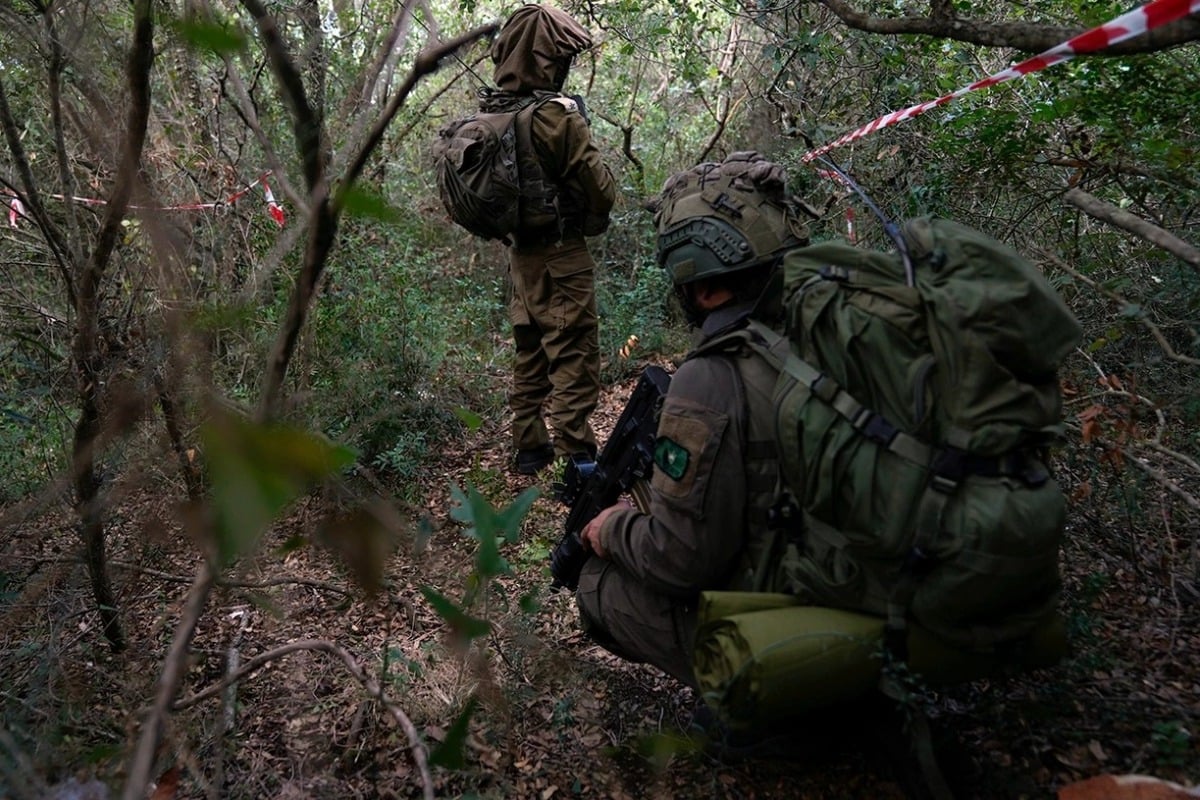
[513,94,563,236]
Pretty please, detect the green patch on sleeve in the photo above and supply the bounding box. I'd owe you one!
[654,436,690,481]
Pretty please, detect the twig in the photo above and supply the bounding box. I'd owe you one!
[1045,253,1200,368]
[172,638,434,800]
[213,608,251,799]
[18,556,355,597]
[340,22,499,195]
[1063,381,1167,445]
[1067,422,1200,515]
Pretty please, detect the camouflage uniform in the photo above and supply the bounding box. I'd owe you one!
[487,6,616,461]
[576,303,784,686]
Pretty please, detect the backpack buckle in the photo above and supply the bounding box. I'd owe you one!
[858,412,899,446]
[766,497,799,530]
[818,264,851,281]
[930,447,968,489]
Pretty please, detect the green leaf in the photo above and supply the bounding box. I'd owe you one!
[518,592,540,614]
[420,586,491,640]
[453,406,484,432]
[173,20,246,54]
[340,185,401,222]
[449,484,539,577]
[495,487,539,545]
[202,412,356,565]
[414,515,435,555]
[429,696,479,769]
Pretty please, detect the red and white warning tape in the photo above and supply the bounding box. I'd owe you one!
[802,0,1200,162]
[2,171,284,229]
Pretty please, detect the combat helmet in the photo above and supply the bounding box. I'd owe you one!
[653,152,813,286]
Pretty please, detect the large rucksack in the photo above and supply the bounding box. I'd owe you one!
[432,94,561,242]
[710,217,1083,653]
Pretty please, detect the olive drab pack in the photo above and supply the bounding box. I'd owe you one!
[707,217,1083,654]
[432,94,560,242]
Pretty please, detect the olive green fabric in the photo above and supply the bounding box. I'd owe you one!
[692,592,1068,730]
[433,95,554,241]
[784,217,1080,455]
[719,216,1083,652]
[474,6,612,458]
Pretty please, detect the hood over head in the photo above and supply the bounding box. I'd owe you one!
[491,4,593,92]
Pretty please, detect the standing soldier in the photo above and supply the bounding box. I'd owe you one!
[483,4,616,474]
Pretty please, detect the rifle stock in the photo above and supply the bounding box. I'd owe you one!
[549,365,671,590]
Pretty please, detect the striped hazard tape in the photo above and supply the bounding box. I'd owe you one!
[802,0,1200,162]
[3,171,283,228]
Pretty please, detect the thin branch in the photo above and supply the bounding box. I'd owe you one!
[340,22,499,196]
[104,559,354,596]
[258,23,499,420]
[239,0,325,192]
[1063,187,1200,273]
[390,53,490,147]
[172,638,434,800]
[214,48,305,213]
[1144,440,1200,478]
[1123,450,1200,515]
[1067,423,1200,515]
[1037,248,1200,367]
[0,78,75,306]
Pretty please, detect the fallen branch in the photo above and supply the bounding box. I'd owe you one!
[21,557,355,597]
[172,638,434,800]
[1063,188,1200,273]
[1066,422,1200,515]
[1037,248,1200,368]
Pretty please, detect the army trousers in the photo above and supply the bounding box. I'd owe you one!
[576,555,698,687]
[507,235,600,457]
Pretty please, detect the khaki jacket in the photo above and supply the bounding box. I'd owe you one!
[528,99,614,235]
[597,304,783,597]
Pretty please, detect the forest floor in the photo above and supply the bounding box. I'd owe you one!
[1,369,1198,799]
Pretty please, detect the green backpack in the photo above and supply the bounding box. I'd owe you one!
[431,94,559,242]
[735,217,1083,653]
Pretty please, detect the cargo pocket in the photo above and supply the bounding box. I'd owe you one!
[545,244,596,330]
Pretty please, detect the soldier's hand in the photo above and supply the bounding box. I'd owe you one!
[582,502,625,558]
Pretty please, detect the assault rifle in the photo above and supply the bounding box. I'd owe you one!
[549,365,671,590]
